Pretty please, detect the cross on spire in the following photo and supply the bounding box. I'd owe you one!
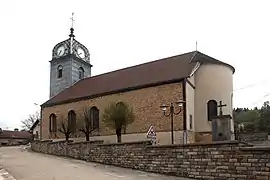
[217,101,226,115]
[69,12,75,38]
[70,12,75,29]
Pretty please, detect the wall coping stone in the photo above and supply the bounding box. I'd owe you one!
[97,140,152,146]
[38,140,53,143]
[240,146,270,151]
[48,140,73,144]
[148,140,240,148]
[238,132,268,135]
[68,140,104,145]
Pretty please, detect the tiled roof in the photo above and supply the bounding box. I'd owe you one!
[42,51,234,107]
[0,130,32,139]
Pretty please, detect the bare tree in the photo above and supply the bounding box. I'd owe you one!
[58,116,73,141]
[21,111,40,130]
[78,107,96,141]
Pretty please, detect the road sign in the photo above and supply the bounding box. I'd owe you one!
[146,126,156,138]
[146,126,157,145]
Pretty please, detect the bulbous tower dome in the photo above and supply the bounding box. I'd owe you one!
[52,28,90,63]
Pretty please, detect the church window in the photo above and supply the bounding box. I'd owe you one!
[68,110,76,133]
[78,67,84,79]
[57,65,63,78]
[207,100,218,121]
[90,106,99,130]
[49,113,57,132]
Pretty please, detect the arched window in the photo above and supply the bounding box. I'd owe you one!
[90,106,99,130]
[68,110,76,132]
[207,100,218,121]
[78,67,84,79]
[49,114,57,132]
[57,65,63,78]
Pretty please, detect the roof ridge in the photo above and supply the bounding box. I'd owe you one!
[81,50,196,81]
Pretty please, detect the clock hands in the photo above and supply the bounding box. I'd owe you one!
[76,48,84,58]
[74,49,82,56]
[58,50,62,55]
[56,47,84,58]
[56,45,65,57]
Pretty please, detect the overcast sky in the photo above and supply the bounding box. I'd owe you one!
[0,0,269,129]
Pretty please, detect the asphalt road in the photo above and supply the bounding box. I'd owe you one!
[0,146,191,180]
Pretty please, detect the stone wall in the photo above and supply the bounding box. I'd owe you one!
[0,138,30,146]
[236,132,268,142]
[31,140,270,179]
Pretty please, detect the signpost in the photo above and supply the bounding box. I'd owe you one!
[146,126,157,145]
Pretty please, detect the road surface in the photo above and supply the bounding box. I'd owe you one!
[0,146,191,180]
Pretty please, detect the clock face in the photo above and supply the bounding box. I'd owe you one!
[77,47,85,59]
[57,45,65,57]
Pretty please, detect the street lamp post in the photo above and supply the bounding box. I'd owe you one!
[160,100,185,144]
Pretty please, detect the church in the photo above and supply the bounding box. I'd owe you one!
[39,27,235,144]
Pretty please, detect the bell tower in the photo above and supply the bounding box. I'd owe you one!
[49,14,92,98]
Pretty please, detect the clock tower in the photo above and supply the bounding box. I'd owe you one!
[49,27,92,98]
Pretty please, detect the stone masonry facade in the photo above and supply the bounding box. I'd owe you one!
[41,82,184,140]
[31,140,270,180]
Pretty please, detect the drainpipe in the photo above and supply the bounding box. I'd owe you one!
[182,79,187,144]
[39,106,43,141]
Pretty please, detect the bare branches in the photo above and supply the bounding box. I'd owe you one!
[21,111,40,130]
[78,107,97,141]
[58,116,73,141]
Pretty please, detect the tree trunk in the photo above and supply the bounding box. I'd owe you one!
[86,133,90,141]
[123,125,126,134]
[65,131,71,141]
[116,128,122,143]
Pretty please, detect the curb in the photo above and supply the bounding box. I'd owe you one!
[0,167,16,180]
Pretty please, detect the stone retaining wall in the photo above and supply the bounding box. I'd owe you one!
[237,132,268,142]
[31,140,270,179]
